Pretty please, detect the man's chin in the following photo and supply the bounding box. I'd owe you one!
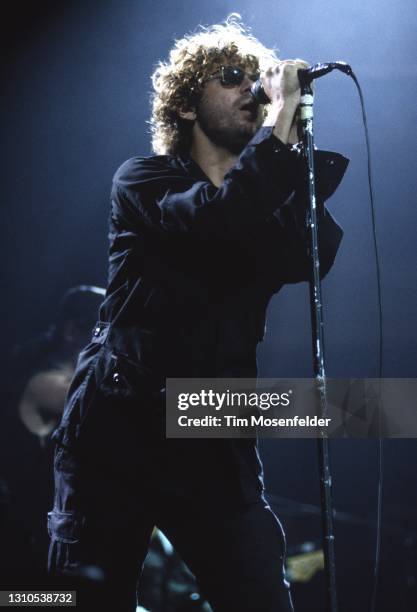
[227,127,259,154]
[239,122,259,143]
[198,120,259,155]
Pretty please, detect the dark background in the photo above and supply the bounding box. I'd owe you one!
[1,1,416,610]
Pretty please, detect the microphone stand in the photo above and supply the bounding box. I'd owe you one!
[298,77,338,612]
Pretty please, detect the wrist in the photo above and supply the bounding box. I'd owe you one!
[263,98,299,144]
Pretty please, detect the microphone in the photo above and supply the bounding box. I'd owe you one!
[250,61,352,104]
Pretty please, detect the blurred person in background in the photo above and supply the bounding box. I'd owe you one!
[0,285,104,577]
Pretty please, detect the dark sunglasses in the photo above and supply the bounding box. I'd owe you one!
[206,66,260,87]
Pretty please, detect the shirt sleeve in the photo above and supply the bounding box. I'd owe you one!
[111,128,348,285]
[271,205,344,285]
[257,148,349,285]
[111,127,303,241]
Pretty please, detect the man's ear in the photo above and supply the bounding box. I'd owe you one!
[178,108,196,121]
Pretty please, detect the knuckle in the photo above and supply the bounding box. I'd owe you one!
[281,62,294,74]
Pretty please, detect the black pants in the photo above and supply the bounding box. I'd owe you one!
[48,448,293,612]
[47,346,294,611]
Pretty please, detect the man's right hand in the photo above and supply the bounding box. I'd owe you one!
[262,59,310,144]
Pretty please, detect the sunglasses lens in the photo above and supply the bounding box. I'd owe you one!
[221,67,245,86]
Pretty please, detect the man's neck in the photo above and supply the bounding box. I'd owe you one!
[189,122,238,187]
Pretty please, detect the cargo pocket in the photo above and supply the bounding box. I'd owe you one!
[93,347,158,410]
[96,350,147,399]
[47,509,85,576]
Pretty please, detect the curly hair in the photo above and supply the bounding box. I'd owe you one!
[150,14,279,156]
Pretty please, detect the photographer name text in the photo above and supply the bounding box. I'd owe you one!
[177,414,331,428]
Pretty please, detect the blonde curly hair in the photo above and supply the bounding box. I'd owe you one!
[150,15,279,155]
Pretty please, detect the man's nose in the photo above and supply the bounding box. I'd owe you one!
[240,74,253,93]
[239,74,254,93]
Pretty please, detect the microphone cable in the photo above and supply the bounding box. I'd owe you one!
[348,68,385,612]
[320,65,385,612]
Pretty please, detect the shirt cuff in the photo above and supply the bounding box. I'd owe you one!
[247,126,291,151]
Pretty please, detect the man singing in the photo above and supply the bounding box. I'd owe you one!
[48,16,348,611]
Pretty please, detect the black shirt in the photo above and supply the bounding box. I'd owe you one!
[58,127,348,504]
[98,127,347,381]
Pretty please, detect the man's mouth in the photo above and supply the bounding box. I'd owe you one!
[240,99,257,112]
[239,100,258,120]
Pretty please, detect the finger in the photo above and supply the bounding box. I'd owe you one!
[264,65,278,76]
